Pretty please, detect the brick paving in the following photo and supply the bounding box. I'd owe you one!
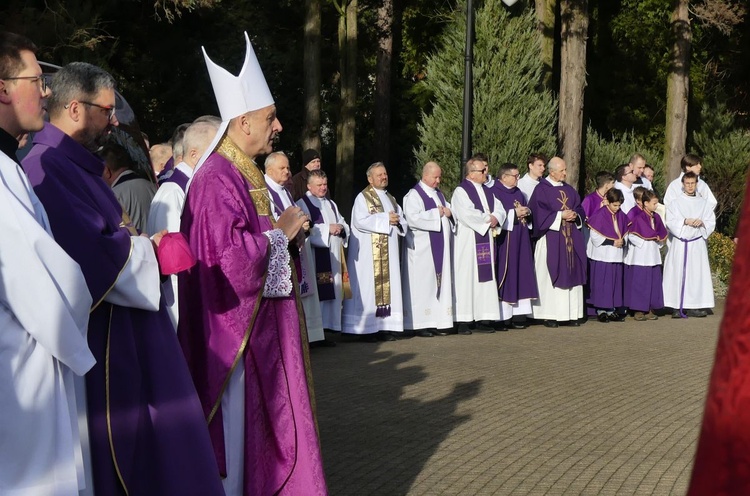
[310,301,723,496]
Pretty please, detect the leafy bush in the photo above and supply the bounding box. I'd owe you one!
[414,2,557,196]
[707,231,736,296]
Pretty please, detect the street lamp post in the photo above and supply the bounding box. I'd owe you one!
[460,0,519,169]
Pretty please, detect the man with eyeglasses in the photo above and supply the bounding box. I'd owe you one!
[0,32,96,495]
[452,154,506,334]
[614,163,638,214]
[489,162,538,330]
[528,157,587,328]
[23,62,224,495]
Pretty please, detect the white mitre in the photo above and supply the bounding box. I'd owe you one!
[191,32,275,177]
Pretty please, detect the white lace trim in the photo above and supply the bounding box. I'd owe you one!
[262,229,293,298]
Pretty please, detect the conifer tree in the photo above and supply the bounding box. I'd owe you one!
[414,1,557,195]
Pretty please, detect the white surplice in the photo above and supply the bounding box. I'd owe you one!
[266,177,325,342]
[342,188,407,334]
[451,181,506,323]
[614,181,636,214]
[518,173,540,203]
[662,193,716,310]
[0,151,96,495]
[663,173,717,210]
[401,182,456,330]
[298,192,350,331]
[145,161,193,330]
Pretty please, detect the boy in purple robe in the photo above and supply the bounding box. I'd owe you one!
[528,157,587,327]
[624,189,667,321]
[490,162,539,328]
[23,62,224,495]
[178,33,327,495]
[582,171,615,220]
[586,188,628,322]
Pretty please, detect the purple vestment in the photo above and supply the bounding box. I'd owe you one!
[412,182,448,297]
[624,208,667,312]
[179,140,327,496]
[628,208,668,242]
[490,183,539,302]
[581,190,605,220]
[529,179,587,289]
[23,123,224,496]
[457,178,495,282]
[586,205,629,241]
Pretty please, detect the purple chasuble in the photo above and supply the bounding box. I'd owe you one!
[179,146,327,496]
[528,179,587,289]
[586,206,629,241]
[582,190,605,220]
[23,123,224,496]
[161,166,190,192]
[412,182,447,297]
[457,178,495,283]
[628,208,668,241]
[490,182,540,302]
[301,195,337,301]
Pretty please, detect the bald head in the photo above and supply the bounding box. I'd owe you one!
[547,156,567,183]
[421,161,442,189]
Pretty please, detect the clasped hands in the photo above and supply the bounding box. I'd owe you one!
[684,217,704,228]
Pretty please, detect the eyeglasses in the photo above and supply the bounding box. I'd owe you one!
[80,101,116,121]
[2,74,50,93]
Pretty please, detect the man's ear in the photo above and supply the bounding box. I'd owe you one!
[0,80,12,104]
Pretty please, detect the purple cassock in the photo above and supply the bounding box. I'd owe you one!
[529,179,587,289]
[625,208,668,312]
[586,206,629,310]
[178,138,327,496]
[581,190,605,220]
[23,123,224,496]
[490,183,539,302]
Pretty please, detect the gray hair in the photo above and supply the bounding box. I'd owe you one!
[307,169,328,184]
[182,121,219,159]
[193,115,222,126]
[264,151,288,172]
[366,161,386,177]
[48,62,116,118]
[170,123,191,161]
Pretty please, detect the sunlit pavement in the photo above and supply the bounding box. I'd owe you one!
[310,301,723,495]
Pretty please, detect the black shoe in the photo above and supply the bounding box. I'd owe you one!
[568,320,580,327]
[433,328,450,336]
[543,320,559,328]
[686,309,708,318]
[359,334,378,343]
[376,331,397,341]
[597,313,609,323]
[310,338,337,348]
[474,322,496,333]
[415,329,434,338]
[671,310,682,319]
[608,313,625,322]
[457,323,472,335]
[509,320,527,330]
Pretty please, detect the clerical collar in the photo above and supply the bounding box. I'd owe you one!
[111,169,135,188]
[264,174,285,192]
[685,192,697,197]
[0,127,21,165]
[545,176,563,186]
[419,180,436,192]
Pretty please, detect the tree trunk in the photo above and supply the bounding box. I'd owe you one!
[302,0,322,153]
[335,0,357,213]
[374,0,394,164]
[665,0,691,183]
[558,0,588,189]
[535,0,557,89]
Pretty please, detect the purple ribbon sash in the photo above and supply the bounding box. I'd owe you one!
[301,196,336,301]
[458,179,494,283]
[412,182,447,297]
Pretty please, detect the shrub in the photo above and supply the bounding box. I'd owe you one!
[707,231,736,296]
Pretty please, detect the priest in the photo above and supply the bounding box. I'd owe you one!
[452,154,507,334]
[298,169,351,335]
[179,33,327,495]
[490,162,538,328]
[23,62,224,495]
[528,157,587,327]
[342,162,408,340]
[0,32,96,495]
[402,161,455,337]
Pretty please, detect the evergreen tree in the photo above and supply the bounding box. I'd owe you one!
[414,0,557,195]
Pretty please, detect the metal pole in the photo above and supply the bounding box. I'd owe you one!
[461,0,475,169]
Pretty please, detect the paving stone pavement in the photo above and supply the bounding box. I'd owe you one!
[310,301,724,496]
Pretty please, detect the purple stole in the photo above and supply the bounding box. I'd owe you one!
[412,182,448,297]
[161,167,190,192]
[267,183,293,218]
[586,206,629,240]
[301,195,337,301]
[458,178,495,283]
[628,208,668,242]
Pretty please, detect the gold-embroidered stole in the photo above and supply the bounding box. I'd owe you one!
[361,185,398,312]
[216,135,272,220]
